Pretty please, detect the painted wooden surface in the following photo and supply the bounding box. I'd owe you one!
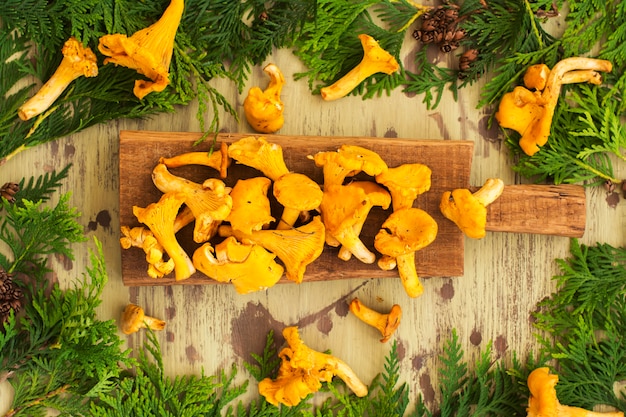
[2,43,625,410]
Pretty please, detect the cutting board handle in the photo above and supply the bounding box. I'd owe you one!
[477,184,585,237]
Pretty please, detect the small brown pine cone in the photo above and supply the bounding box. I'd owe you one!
[1,182,19,203]
[0,268,23,324]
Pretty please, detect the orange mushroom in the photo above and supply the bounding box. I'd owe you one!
[120,304,166,335]
[259,326,368,407]
[243,63,286,133]
[98,0,184,99]
[349,298,402,343]
[495,57,612,156]
[527,367,624,417]
[18,37,98,121]
[320,34,399,101]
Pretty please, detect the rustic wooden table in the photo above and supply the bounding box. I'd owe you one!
[3,44,625,409]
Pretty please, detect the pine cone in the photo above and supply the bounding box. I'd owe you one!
[1,182,19,203]
[413,4,466,54]
[0,268,23,324]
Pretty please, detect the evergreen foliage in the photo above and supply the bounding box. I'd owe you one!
[2,0,626,185]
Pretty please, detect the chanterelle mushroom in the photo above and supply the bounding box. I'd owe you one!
[273,172,323,230]
[320,183,389,264]
[495,57,612,156]
[218,216,325,283]
[439,178,505,239]
[120,207,195,278]
[227,136,290,181]
[192,236,284,294]
[18,37,98,121]
[375,163,432,211]
[98,0,184,99]
[226,177,275,235]
[310,144,388,187]
[320,34,399,101]
[152,162,232,243]
[244,63,286,134]
[526,367,624,417]
[120,304,166,335]
[160,142,231,179]
[258,326,368,407]
[336,181,391,261]
[349,298,402,343]
[133,192,196,281]
[374,208,438,298]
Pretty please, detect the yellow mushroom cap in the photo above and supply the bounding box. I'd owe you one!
[311,144,388,186]
[273,172,324,229]
[18,37,98,121]
[375,163,432,211]
[374,208,438,258]
[526,367,624,417]
[226,177,275,235]
[349,298,402,343]
[228,136,290,181]
[192,237,284,294]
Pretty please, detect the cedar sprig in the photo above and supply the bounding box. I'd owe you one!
[11,165,71,206]
[2,240,131,416]
[292,0,380,89]
[0,193,85,279]
[242,0,317,67]
[403,47,459,110]
[533,239,626,412]
[294,3,405,99]
[364,340,410,417]
[89,328,247,417]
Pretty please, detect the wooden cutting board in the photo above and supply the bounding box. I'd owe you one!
[118,130,585,287]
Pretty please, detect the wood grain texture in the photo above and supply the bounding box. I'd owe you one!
[119,130,474,286]
[484,184,586,237]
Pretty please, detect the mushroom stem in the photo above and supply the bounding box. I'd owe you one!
[349,298,402,343]
[472,178,505,207]
[396,252,424,298]
[320,34,399,101]
[160,142,231,178]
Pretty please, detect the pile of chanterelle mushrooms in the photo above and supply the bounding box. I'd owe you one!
[120,136,504,298]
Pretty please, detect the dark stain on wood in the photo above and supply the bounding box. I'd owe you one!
[412,354,426,371]
[493,334,508,356]
[419,372,436,403]
[477,114,502,145]
[87,210,112,231]
[384,128,398,138]
[231,302,285,363]
[316,314,333,335]
[231,283,368,362]
[166,331,175,342]
[469,329,482,346]
[185,344,203,363]
[439,280,455,301]
[606,191,620,208]
[53,253,74,271]
[396,339,406,361]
